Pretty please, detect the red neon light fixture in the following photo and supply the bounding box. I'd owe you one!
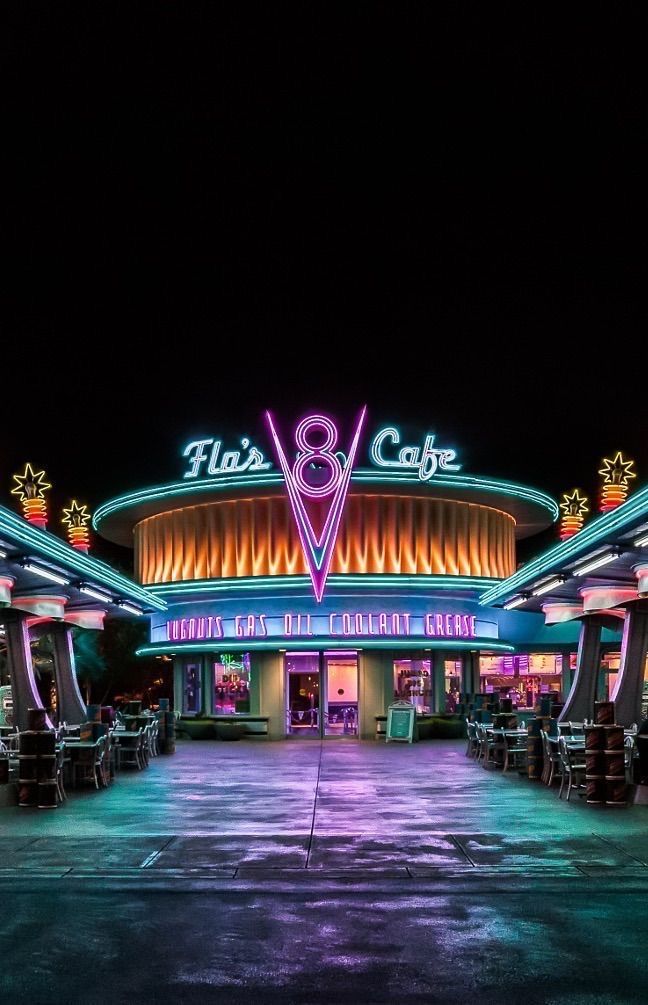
[62,500,92,552]
[598,452,636,513]
[11,463,51,529]
[559,489,589,541]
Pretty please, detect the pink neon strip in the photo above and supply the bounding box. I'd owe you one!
[266,408,366,601]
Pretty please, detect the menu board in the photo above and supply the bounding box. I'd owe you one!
[386,700,416,743]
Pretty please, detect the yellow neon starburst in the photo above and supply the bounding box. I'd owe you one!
[61,500,92,530]
[11,463,51,502]
[598,452,636,487]
[62,499,92,551]
[559,489,589,518]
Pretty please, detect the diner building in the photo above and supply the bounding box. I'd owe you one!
[94,411,648,738]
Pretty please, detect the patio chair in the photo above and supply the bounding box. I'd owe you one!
[503,731,527,773]
[540,729,562,786]
[558,736,586,801]
[55,742,67,802]
[71,739,103,790]
[119,729,144,770]
[465,720,479,758]
[481,726,502,770]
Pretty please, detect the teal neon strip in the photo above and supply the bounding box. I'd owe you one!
[138,638,514,656]
[480,481,648,606]
[0,505,166,610]
[145,574,499,596]
[94,469,558,530]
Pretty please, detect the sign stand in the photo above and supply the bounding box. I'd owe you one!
[386,700,416,743]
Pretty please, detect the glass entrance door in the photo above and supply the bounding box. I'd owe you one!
[286,653,320,736]
[285,652,358,737]
[324,654,358,736]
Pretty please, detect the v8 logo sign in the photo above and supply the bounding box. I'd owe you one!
[265,409,367,601]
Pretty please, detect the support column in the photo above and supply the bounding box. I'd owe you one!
[430,651,446,712]
[611,600,648,726]
[0,609,50,731]
[49,622,87,726]
[462,651,480,696]
[559,617,604,723]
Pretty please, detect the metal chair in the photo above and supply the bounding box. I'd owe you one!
[558,736,586,801]
[119,729,144,770]
[503,731,527,773]
[540,729,563,786]
[465,720,479,758]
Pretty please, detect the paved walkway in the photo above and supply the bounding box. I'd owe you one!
[2,738,648,877]
[2,740,648,1003]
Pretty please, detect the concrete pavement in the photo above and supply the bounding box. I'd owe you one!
[1,739,648,1002]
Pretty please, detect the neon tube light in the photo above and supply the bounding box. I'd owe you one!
[118,601,142,616]
[503,596,526,610]
[572,552,619,577]
[0,549,7,559]
[634,533,648,548]
[480,480,648,607]
[21,562,69,585]
[531,578,565,597]
[0,505,165,610]
[80,584,113,603]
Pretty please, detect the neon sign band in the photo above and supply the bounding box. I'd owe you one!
[369,427,460,480]
[183,438,272,479]
[166,611,477,641]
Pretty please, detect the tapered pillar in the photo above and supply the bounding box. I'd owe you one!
[0,609,50,731]
[559,617,604,723]
[611,600,648,726]
[49,622,87,726]
[430,652,446,712]
[462,651,480,696]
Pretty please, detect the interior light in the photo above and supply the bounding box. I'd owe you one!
[531,577,566,597]
[572,552,620,577]
[79,584,113,603]
[504,596,527,610]
[21,562,69,586]
[117,601,142,616]
[634,533,648,548]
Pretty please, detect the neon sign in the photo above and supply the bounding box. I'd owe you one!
[266,410,367,602]
[166,611,476,641]
[369,428,460,480]
[182,437,271,479]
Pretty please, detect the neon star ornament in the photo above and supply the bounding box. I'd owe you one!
[598,452,636,513]
[11,463,52,529]
[266,409,367,601]
[62,500,92,552]
[559,489,589,541]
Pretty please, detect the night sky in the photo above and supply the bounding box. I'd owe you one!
[5,6,645,566]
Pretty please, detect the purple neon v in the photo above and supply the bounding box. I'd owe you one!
[265,409,367,602]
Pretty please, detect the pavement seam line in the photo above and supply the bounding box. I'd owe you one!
[448,834,476,867]
[139,836,176,869]
[305,740,324,869]
[592,831,648,867]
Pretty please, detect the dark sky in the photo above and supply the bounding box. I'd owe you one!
[5,5,646,565]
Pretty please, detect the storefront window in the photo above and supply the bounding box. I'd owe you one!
[393,660,431,712]
[213,653,251,714]
[183,662,202,714]
[479,653,563,708]
[444,660,461,712]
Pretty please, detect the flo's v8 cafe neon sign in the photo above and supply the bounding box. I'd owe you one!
[180,411,462,602]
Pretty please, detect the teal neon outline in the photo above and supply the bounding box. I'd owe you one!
[480,481,648,607]
[145,574,499,596]
[0,505,166,610]
[138,638,514,655]
[94,469,558,530]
